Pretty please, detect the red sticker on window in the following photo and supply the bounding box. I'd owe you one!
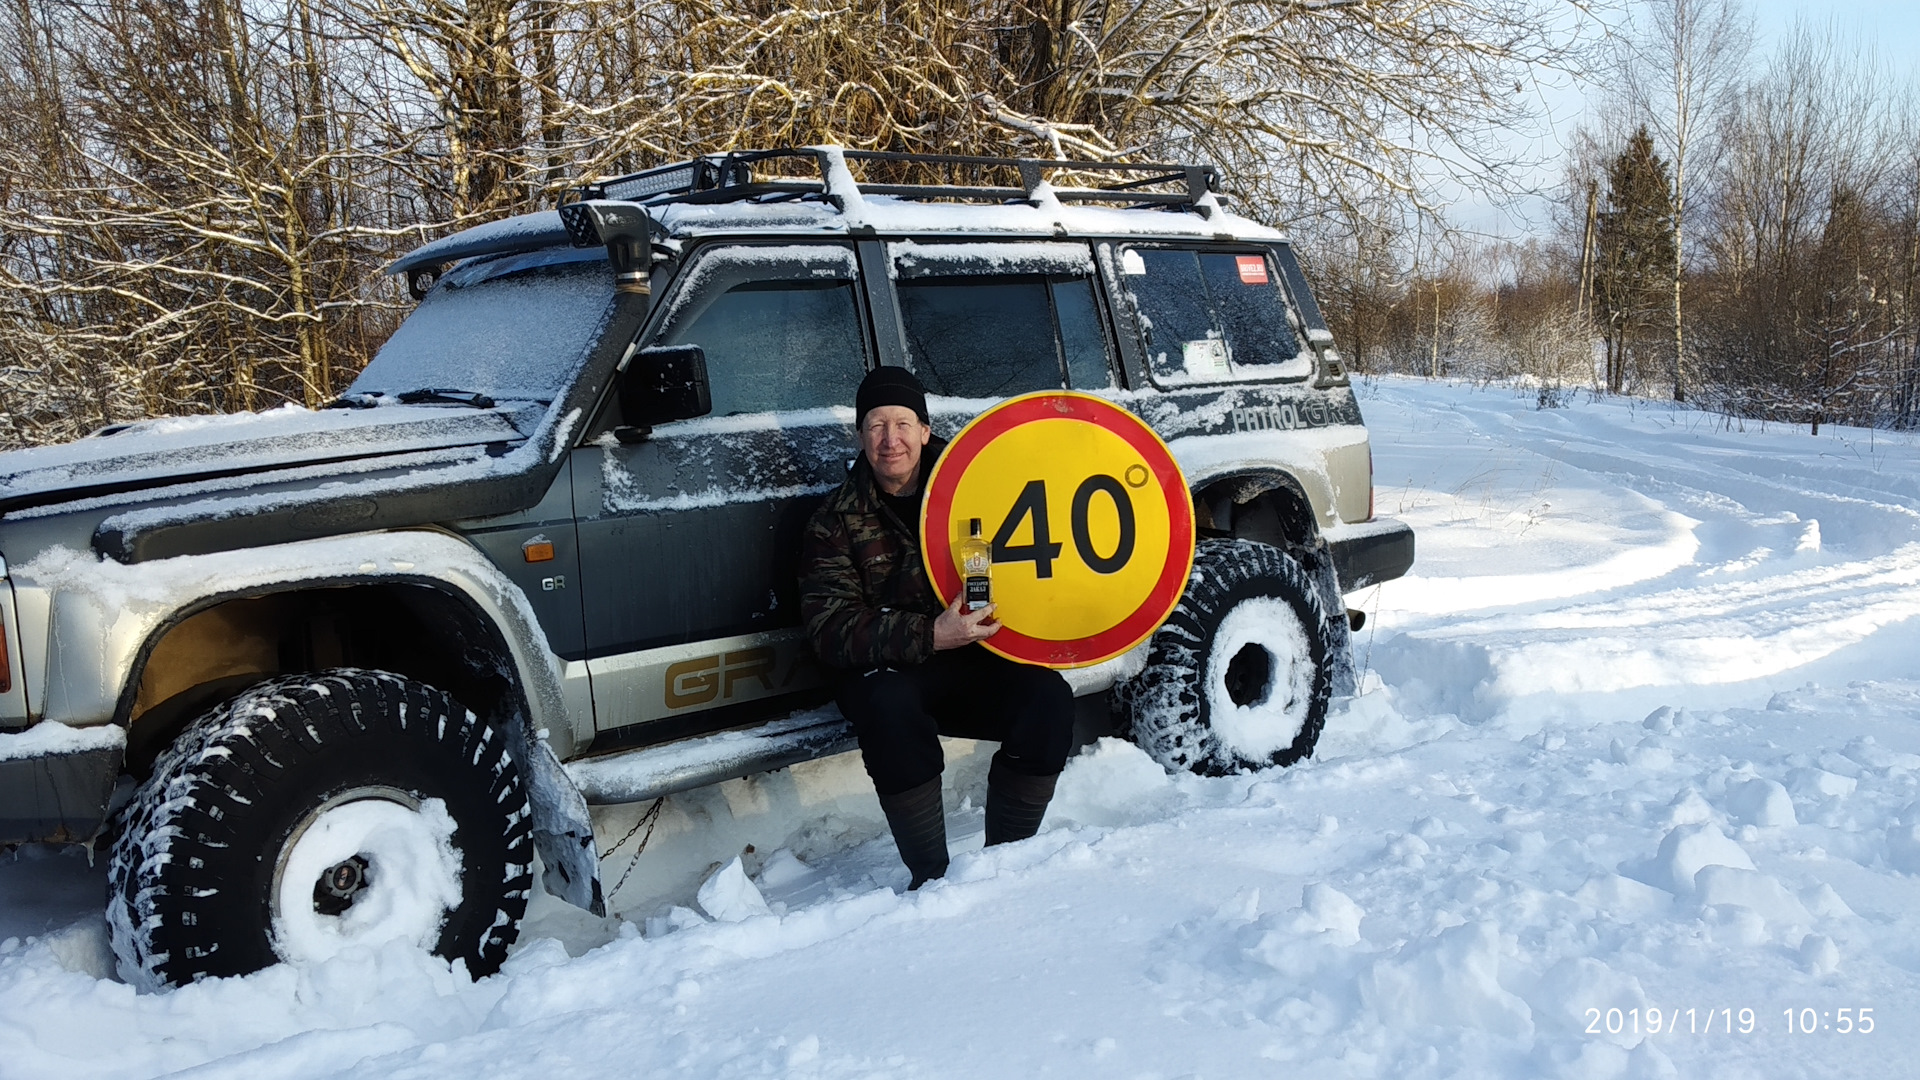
[1236,256,1269,285]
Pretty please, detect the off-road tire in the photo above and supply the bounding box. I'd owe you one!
[106,669,531,990]
[1115,539,1338,775]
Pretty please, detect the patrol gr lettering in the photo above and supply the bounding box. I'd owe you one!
[1230,400,1336,433]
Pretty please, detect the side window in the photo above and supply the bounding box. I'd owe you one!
[1054,277,1115,391]
[890,241,1115,397]
[653,245,868,416]
[898,276,1059,398]
[1120,247,1308,385]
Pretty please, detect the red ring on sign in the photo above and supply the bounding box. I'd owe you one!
[922,391,1194,668]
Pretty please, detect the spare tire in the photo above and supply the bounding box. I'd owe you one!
[1114,538,1338,775]
[107,669,531,990]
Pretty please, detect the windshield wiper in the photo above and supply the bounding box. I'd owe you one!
[325,387,497,410]
[397,387,496,408]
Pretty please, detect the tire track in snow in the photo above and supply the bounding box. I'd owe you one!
[1360,381,1920,716]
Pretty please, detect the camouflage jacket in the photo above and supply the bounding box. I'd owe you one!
[799,437,949,672]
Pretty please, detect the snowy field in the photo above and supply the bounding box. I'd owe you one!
[3,375,1919,1079]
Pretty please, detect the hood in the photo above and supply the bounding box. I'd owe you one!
[0,402,541,517]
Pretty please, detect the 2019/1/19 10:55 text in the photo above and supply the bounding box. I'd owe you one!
[1584,1007,1877,1035]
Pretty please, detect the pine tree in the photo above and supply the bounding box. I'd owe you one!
[1595,126,1677,392]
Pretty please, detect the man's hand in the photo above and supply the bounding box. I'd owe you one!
[932,595,1001,650]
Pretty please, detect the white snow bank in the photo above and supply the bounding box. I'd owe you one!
[0,721,123,762]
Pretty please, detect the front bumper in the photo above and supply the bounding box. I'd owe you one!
[0,726,124,843]
[1324,517,1415,592]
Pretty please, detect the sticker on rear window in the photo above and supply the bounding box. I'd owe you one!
[1236,256,1269,285]
[1121,250,1148,275]
[1182,338,1231,377]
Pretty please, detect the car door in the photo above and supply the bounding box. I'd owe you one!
[571,242,871,741]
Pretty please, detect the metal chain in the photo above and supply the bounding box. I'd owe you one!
[599,797,665,903]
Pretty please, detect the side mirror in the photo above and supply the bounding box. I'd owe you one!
[617,344,711,440]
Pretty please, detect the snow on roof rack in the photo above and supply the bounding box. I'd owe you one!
[569,147,1220,214]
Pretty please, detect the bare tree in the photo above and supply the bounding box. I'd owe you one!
[0,0,1603,447]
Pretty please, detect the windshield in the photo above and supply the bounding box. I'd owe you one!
[351,258,618,403]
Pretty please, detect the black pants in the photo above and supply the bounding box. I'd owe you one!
[836,645,1076,796]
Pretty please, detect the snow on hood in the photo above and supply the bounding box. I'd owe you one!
[0,402,541,512]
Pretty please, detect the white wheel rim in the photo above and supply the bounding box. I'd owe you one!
[270,788,464,966]
[1205,597,1316,761]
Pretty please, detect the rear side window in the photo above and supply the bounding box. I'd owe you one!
[891,242,1115,398]
[1120,247,1308,385]
[653,245,868,416]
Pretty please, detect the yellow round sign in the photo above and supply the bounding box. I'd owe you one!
[921,391,1195,668]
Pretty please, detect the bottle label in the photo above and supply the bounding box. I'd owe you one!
[965,575,991,608]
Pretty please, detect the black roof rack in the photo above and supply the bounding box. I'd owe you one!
[569,148,1219,214]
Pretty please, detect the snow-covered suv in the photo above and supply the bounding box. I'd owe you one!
[0,148,1412,989]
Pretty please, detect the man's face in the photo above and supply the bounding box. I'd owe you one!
[861,405,931,494]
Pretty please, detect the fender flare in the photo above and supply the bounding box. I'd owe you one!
[18,530,605,913]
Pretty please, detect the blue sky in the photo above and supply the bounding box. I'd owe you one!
[1459,0,1919,237]
[1749,0,1919,52]
[1746,0,1920,72]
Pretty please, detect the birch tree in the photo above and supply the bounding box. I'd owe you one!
[1615,0,1750,402]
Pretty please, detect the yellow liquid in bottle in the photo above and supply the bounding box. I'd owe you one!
[959,517,992,612]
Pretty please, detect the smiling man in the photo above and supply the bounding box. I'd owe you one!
[799,366,1075,889]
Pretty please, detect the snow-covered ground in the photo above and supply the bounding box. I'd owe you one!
[3,375,1918,1079]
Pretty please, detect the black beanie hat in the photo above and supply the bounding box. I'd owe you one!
[855,366,929,427]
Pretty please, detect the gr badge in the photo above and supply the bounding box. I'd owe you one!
[921,391,1195,668]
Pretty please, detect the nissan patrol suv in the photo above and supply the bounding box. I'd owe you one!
[0,148,1412,990]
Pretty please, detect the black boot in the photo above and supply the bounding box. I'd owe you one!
[877,777,949,889]
[984,758,1059,847]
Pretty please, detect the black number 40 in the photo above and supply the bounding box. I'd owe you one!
[991,476,1136,577]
